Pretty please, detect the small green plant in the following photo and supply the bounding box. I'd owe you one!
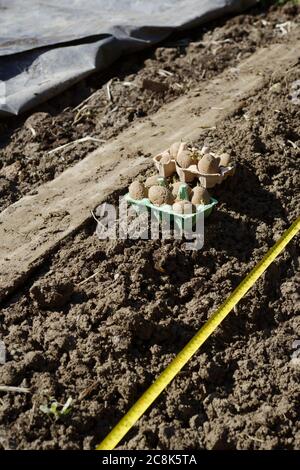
[40,397,72,421]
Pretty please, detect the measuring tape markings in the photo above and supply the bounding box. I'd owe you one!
[97,216,300,450]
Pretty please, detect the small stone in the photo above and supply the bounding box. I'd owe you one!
[270,83,282,94]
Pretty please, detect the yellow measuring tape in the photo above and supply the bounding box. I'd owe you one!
[97,216,300,451]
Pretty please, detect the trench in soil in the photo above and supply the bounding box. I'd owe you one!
[0,1,300,451]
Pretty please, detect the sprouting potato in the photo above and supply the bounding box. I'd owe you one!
[148,185,173,206]
[219,152,232,167]
[191,186,210,205]
[169,141,182,159]
[129,181,147,200]
[200,145,210,155]
[160,150,172,164]
[176,149,196,169]
[172,181,192,199]
[169,141,187,160]
[198,154,220,174]
[145,175,165,188]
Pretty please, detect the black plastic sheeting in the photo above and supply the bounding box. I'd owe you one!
[0,0,257,116]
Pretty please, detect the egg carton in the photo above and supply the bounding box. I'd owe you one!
[176,162,235,188]
[153,152,176,177]
[125,193,217,229]
[153,151,235,188]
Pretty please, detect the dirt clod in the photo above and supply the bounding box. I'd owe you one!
[30,277,74,310]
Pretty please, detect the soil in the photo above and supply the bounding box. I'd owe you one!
[0,1,300,451]
[0,1,299,212]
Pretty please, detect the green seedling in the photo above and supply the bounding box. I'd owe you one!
[40,397,72,421]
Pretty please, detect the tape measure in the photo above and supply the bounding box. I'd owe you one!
[97,216,300,451]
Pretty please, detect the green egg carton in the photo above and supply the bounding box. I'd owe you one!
[125,183,217,230]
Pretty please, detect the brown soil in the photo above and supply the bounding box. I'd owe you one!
[0,1,298,212]
[0,1,300,451]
